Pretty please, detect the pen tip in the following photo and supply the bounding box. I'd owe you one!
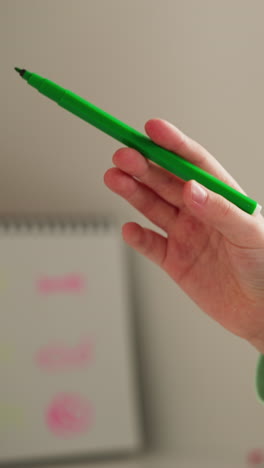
[14,67,26,77]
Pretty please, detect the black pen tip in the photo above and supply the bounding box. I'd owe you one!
[14,67,26,77]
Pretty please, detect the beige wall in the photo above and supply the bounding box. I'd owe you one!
[2,0,264,462]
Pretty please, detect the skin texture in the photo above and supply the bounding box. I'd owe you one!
[104,119,264,354]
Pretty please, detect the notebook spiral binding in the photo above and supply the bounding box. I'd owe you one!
[0,214,115,232]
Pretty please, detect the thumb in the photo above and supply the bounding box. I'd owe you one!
[183,180,264,247]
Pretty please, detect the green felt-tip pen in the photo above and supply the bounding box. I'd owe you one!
[15,67,261,215]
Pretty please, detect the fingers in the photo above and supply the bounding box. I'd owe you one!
[122,222,168,268]
[111,118,247,216]
[183,180,264,246]
[145,119,245,193]
[112,147,185,208]
[104,167,179,232]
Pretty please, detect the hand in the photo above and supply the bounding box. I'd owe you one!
[104,119,264,353]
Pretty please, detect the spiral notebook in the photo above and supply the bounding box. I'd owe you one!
[0,216,142,464]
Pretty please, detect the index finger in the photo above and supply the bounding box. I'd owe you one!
[144,119,246,194]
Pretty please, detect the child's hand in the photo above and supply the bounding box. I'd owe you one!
[104,119,264,353]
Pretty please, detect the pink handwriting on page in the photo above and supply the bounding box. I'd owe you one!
[36,339,93,372]
[37,274,86,294]
[46,393,93,437]
[247,449,264,465]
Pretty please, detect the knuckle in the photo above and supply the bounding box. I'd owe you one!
[143,231,156,257]
[176,132,188,153]
[216,195,233,219]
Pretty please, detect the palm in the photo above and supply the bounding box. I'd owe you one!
[163,209,252,337]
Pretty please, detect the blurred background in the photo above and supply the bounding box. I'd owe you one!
[1,0,264,467]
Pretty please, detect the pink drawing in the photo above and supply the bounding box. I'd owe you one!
[247,449,264,465]
[46,393,93,437]
[37,274,85,294]
[36,339,93,371]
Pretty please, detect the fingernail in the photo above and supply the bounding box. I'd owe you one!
[191,181,207,205]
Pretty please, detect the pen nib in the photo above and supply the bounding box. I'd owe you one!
[14,67,26,77]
